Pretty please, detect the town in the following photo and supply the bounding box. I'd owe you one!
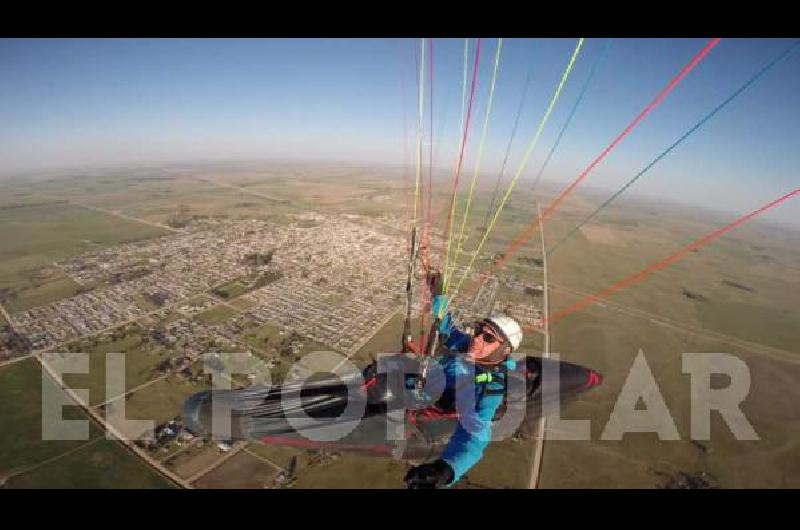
[1,212,546,367]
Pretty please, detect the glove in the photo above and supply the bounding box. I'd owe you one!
[404,459,455,489]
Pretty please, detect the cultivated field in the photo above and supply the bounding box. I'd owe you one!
[0,165,797,489]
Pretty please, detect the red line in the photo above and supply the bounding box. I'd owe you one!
[539,38,721,227]
[422,39,482,356]
[422,38,435,267]
[442,38,483,269]
[426,37,434,254]
[462,38,721,301]
[418,39,434,354]
[528,187,800,329]
[400,41,412,260]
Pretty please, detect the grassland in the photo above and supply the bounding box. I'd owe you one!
[232,320,332,383]
[5,438,174,488]
[245,443,308,474]
[541,187,800,353]
[352,313,419,367]
[226,296,258,311]
[423,181,800,488]
[0,201,166,312]
[193,451,280,489]
[238,321,283,352]
[291,453,409,489]
[61,324,176,406]
[458,437,533,488]
[165,442,224,479]
[0,358,103,476]
[115,369,210,431]
[541,287,800,488]
[193,304,239,325]
[1,166,798,488]
[210,278,250,300]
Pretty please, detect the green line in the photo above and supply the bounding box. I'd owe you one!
[450,38,585,303]
[446,38,504,293]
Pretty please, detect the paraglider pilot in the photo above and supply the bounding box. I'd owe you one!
[402,250,523,489]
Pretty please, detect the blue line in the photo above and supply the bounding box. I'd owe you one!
[531,38,613,192]
[483,41,539,229]
[547,39,800,256]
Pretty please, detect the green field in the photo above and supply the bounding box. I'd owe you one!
[694,299,799,353]
[61,325,175,406]
[226,296,258,311]
[0,358,103,477]
[5,438,175,488]
[543,189,800,354]
[194,451,280,489]
[117,369,210,430]
[353,312,416,366]
[238,322,282,351]
[210,279,250,300]
[233,321,332,382]
[194,304,239,325]
[292,453,409,489]
[245,442,308,475]
[1,167,798,488]
[541,288,800,488]
[0,201,167,312]
[120,183,299,225]
[165,442,223,479]
[518,329,544,354]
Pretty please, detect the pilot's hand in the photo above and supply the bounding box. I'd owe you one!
[404,459,454,489]
[427,269,443,297]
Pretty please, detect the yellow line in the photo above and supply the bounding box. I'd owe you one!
[446,38,504,295]
[453,38,585,298]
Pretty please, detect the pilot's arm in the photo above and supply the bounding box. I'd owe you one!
[439,373,504,485]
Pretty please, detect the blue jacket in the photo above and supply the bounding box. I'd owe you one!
[425,297,516,485]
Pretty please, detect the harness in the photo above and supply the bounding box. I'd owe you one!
[474,367,506,391]
[405,361,511,444]
[481,363,510,421]
[433,361,509,419]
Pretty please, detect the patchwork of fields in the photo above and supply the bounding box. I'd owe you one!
[0,166,797,488]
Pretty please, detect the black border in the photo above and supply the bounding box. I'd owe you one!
[3,487,799,524]
[2,6,799,37]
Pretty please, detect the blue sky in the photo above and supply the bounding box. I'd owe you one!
[0,38,798,226]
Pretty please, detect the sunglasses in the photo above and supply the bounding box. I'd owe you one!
[474,323,503,344]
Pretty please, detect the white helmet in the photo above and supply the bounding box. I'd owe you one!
[485,315,523,352]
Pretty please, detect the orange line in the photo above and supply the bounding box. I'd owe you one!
[459,38,721,303]
[525,187,799,330]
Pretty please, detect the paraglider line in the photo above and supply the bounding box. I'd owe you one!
[484,42,537,231]
[535,187,800,328]
[450,38,504,290]
[460,37,721,302]
[531,38,612,194]
[546,38,800,256]
[441,38,483,298]
[451,37,586,299]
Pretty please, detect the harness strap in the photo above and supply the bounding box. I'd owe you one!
[480,368,507,396]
